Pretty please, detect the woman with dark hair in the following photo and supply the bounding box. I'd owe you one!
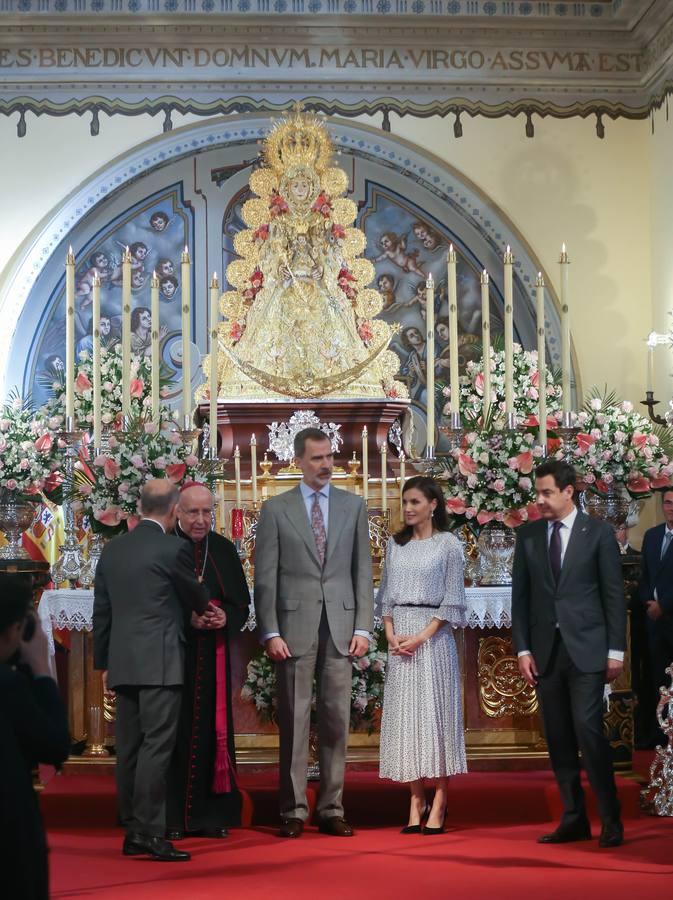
[378,476,467,834]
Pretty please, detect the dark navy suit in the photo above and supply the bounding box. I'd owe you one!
[638,523,673,734]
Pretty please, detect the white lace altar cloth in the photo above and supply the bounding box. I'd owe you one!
[38,589,94,660]
[464,586,511,629]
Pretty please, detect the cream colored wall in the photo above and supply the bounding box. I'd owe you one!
[391,113,652,407]
[0,108,653,407]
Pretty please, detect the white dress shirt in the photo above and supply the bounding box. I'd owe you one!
[519,507,623,662]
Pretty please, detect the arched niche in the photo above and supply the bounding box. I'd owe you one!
[1,116,575,437]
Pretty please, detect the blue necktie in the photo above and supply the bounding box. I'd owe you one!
[549,521,563,584]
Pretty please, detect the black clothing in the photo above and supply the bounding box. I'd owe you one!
[0,665,69,900]
[166,529,250,834]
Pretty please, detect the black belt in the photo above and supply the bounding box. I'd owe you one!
[394,604,439,609]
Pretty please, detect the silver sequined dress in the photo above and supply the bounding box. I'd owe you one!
[378,532,468,783]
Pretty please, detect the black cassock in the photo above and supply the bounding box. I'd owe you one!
[166,527,250,834]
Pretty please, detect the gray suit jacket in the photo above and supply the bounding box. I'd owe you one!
[511,511,626,674]
[93,520,209,688]
[254,484,374,657]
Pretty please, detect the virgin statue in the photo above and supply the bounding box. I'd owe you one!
[202,105,405,401]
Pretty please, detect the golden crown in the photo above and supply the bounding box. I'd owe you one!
[264,102,333,176]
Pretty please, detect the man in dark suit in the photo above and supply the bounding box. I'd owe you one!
[637,489,673,745]
[255,427,374,838]
[93,478,209,861]
[512,459,626,848]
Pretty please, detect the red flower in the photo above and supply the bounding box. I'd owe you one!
[504,508,526,528]
[446,497,466,515]
[252,224,270,242]
[576,432,597,453]
[627,476,650,494]
[129,378,144,399]
[331,223,345,240]
[75,372,93,393]
[229,321,244,342]
[250,268,264,289]
[311,191,333,218]
[357,321,374,343]
[166,463,187,483]
[34,433,53,453]
[458,453,478,476]
[269,191,289,217]
[476,510,495,526]
[516,451,534,475]
[526,502,542,522]
[651,475,672,489]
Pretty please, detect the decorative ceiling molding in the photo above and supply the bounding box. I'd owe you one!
[1,1,672,129]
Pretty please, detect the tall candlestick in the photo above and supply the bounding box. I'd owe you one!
[362,426,369,502]
[426,273,435,455]
[234,445,241,508]
[209,272,220,452]
[181,247,192,425]
[559,243,571,415]
[646,332,657,393]
[65,247,75,423]
[121,246,132,419]
[250,434,258,503]
[380,443,387,513]
[150,271,160,423]
[480,269,491,420]
[503,245,514,418]
[92,273,102,448]
[535,273,547,450]
[447,246,459,416]
[399,451,406,522]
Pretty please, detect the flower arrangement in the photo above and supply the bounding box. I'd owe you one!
[447,343,562,429]
[44,345,162,427]
[241,629,388,733]
[74,417,202,536]
[0,393,61,499]
[568,393,672,497]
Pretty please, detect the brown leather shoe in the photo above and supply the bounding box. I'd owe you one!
[318,816,353,837]
[279,818,304,838]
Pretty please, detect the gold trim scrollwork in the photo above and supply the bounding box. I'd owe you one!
[603,695,634,754]
[478,636,538,719]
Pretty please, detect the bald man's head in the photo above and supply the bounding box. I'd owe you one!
[177,483,214,542]
[140,479,180,528]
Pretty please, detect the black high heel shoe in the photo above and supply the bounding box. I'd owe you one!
[400,803,430,834]
[422,807,447,835]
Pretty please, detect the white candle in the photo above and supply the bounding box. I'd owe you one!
[480,269,491,421]
[92,273,101,448]
[560,243,571,415]
[380,443,387,513]
[426,273,435,453]
[65,247,75,423]
[209,272,220,452]
[362,426,369,502]
[503,246,514,417]
[535,273,547,450]
[150,271,160,423]
[121,246,132,419]
[234,445,241,508]
[447,246,459,416]
[646,333,657,393]
[181,247,192,425]
[399,451,405,523]
[250,434,258,503]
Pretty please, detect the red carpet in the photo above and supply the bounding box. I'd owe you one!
[43,768,673,900]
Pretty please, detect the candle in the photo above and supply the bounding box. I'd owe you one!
[646,332,657,393]
[535,273,547,450]
[150,271,160,423]
[234,445,241,508]
[503,245,514,417]
[92,273,102,448]
[65,247,75,423]
[480,270,491,420]
[399,451,406,522]
[121,246,132,419]
[560,243,571,415]
[426,273,435,454]
[362,426,368,502]
[250,434,258,503]
[380,443,387,513]
[209,272,220,452]
[181,247,192,425]
[447,246,459,416]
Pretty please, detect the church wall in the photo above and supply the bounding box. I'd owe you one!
[0,110,652,407]
[649,111,673,407]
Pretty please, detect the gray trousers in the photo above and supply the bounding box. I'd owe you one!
[115,685,182,837]
[275,608,352,821]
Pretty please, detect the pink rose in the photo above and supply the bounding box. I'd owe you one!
[165,463,187,483]
[75,371,93,393]
[144,422,157,435]
[93,454,107,468]
[130,454,145,469]
[185,454,199,467]
[94,505,124,527]
[154,456,167,470]
[103,458,121,480]
[4,479,18,490]
[130,378,144,399]
[79,483,93,496]
[34,433,53,453]
[492,478,506,494]
[465,507,477,519]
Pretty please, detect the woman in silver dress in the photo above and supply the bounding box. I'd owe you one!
[378,476,467,834]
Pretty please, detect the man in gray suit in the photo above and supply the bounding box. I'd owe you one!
[254,427,373,838]
[512,459,626,848]
[93,479,209,861]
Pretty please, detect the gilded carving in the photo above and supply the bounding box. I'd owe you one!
[478,636,538,719]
